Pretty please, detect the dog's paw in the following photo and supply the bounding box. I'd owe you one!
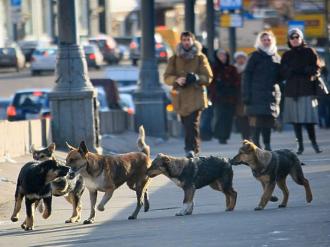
[270,196,279,202]
[97,204,105,212]
[21,223,26,230]
[66,217,80,223]
[24,226,33,231]
[11,216,18,222]
[83,219,94,224]
[254,206,264,211]
[128,215,137,220]
[278,204,287,208]
[225,208,234,212]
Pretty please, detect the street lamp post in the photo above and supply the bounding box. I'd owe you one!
[48,0,101,152]
[185,0,195,32]
[133,0,167,138]
[206,0,215,63]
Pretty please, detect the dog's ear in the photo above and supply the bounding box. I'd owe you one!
[78,141,89,156]
[255,148,272,165]
[48,143,56,153]
[66,142,76,151]
[242,140,257,152]
[30,144,36,153]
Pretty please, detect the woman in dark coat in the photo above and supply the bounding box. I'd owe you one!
[243,30,281,151]
[281,28,322,154]
[209,49,240,144]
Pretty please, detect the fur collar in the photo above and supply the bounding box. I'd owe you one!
[176,41,202,59]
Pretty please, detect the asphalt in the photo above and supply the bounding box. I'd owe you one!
[0,127,330,247]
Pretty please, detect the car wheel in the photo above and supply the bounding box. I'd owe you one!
[31,70,39,76]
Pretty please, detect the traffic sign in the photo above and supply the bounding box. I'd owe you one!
[219,0,242,11]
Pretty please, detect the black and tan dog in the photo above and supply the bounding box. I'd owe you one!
[65,126,151,224]
[10,160,70,230]
[232,140,313,210]
[147,153,237,216]
[30,143,85,223]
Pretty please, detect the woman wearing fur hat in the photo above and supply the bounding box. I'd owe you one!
[243,30,281,151]
[281,28,322,154]
[164,31,213,158]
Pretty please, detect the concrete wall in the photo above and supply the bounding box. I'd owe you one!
[0,119,52,159]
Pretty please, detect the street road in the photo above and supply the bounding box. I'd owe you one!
[0,129,329,247]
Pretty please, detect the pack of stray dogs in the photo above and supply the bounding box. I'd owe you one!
[11,126,313,231]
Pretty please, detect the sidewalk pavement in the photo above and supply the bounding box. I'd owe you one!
[1,127,329,223]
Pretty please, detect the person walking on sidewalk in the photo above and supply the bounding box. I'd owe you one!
[243,30,281,151]
[281,28,323,154]
[209,49,240,144]
[233,51,251,141]
[164,31,213,158]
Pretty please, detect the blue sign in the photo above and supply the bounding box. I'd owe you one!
[220,0,242,11]
[11,0,21,6]
[288,20,305,34]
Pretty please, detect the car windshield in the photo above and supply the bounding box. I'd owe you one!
[13,92,49,109]
[33,48,57,56]
[84,46,95,54]
[0,48,15,55]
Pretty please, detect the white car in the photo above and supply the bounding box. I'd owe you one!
[30,47,57,76]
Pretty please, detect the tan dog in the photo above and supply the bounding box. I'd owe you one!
[65,126,151,224]
[232,140,312,210]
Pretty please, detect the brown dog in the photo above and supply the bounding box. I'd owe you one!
[232,140,313,210]
[65,126,151,224]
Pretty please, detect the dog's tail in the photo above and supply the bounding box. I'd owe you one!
[137,125,150,158]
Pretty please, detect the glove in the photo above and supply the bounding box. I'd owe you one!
[185,72,200,86]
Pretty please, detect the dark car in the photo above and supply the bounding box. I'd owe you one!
[88,35,121,64]
[129,33,172,66]
[7,89,50,121]
[83,44,104,69]
[0,46,25,71]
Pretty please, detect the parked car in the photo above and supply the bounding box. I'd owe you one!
[30,47,57,76]
[7,89,50,121]
[0,98,11,120]
[129,33,172,66]
[114,36,132,61]
[0,45,25,71]
[95,86,110,112]
[83,44,104,69]
[18,39,51,62]
[88,35,121,64]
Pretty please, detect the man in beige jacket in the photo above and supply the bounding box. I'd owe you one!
[164,31,213,158]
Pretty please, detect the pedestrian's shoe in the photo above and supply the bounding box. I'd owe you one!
[296,140,304,155]
[311,142,322,154]
[185,150,195,158]
[264,143,272,151]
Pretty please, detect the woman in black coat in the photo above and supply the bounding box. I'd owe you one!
[243,30,281,151]
[281,28,322,154]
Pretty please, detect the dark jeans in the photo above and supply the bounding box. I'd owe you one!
[236,115,251,140]
[214,103,235,141]
[181,110,202,154]
[200,106,214,140]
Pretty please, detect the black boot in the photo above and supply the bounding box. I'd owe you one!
[264,143,272,151]
[305,124,322,154]
[311,141,322,153]
[293,124,304,155]
[251,127,261,148]
[296,140,304,155]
